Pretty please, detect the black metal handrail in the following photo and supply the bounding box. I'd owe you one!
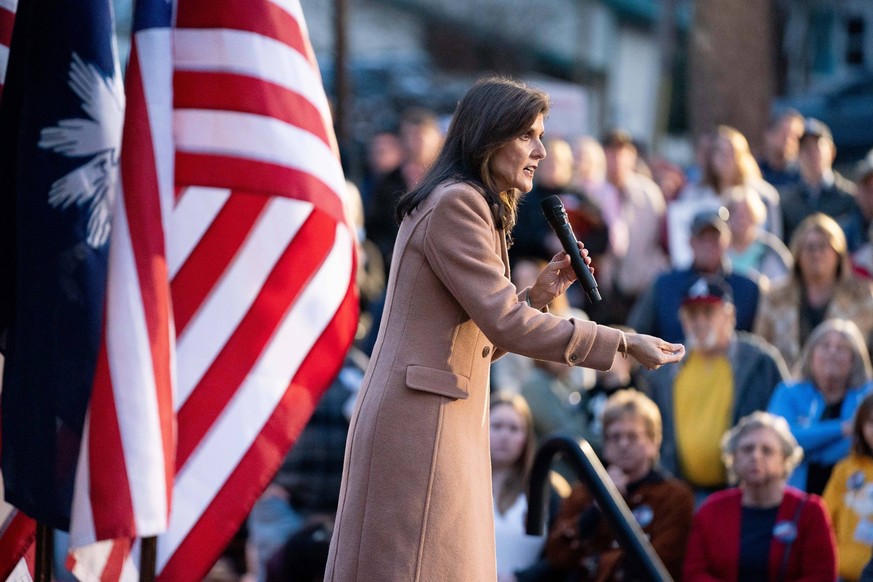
[526,433,673,582]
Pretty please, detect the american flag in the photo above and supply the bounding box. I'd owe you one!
[0,505,33,580]
[0,2,30,578]
[0,0,15,99]
[64,0,357,579]
[1,0,119,577]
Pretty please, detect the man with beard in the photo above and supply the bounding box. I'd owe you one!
[636,276,789,501]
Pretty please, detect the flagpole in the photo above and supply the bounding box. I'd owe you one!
[333,0,349,146]
[34,523,53,582]
[140,536,157,582]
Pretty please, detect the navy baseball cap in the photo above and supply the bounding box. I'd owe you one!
[682,276,733,307]
[690,207,730,237]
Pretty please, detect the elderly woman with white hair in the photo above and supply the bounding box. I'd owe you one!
[768,318,873,495]
[724,184,793,284]
[684,411,837,581]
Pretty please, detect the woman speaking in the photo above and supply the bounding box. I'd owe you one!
[324,76,684,581]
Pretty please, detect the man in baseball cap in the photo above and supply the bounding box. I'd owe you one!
[689,207,731,240]
[637,274,789,498]
[629,206,761,344]
[781,117,857,242]
[682,275,733,309]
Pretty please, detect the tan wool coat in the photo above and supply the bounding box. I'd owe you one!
[324,182,621,581]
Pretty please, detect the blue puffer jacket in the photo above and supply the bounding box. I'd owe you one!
[768,379,873,490]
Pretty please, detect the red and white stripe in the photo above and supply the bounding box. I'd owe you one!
[0,500,34,581]
[0,0,16,100]
[1,6,35,580]
[68,12,176,578]
[68,0,357,579]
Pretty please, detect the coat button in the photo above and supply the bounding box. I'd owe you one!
[482,346,491,357]
[569,353,578,363]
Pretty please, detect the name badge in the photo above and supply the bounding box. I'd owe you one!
[773,520,797,543]
[854,519,873,545]
[633,505,654,528]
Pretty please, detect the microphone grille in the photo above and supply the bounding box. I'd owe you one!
[540,194,565,221]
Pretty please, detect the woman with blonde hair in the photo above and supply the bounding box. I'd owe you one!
[670,125,782,267]
[491,393,538,514]
[706,126,782,236]
[684,411,837,581]
[754,213,873,370]
[490,392,563,582]
[768,318,873,494]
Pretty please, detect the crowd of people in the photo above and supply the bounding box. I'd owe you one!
[233,96,873,581]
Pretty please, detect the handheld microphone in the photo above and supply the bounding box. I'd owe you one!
[540,195,602,303]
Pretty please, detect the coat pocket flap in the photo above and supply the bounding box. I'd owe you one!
[406,365,469,400]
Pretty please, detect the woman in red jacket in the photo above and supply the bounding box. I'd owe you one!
[684,411,837,581]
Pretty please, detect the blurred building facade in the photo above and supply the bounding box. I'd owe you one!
[780,0,873,92]
[775,0,873,163]
[300,0,873,172]
[105,0,873,174]
[301,0,691,175]
[689,0,775,153]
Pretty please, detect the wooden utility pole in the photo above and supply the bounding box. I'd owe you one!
[655,0,678,150]
[35,524,52,582]
[333,0,350,147]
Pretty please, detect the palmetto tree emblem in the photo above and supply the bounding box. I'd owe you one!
[38,52,124,249]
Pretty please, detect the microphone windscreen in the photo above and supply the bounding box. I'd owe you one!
[540,195,565,225]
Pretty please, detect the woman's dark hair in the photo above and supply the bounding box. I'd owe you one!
[852,393,873,457]
[394,76,550,233]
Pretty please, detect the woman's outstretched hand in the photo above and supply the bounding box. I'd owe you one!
[527,242,591,309]
[625,332,685,370]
